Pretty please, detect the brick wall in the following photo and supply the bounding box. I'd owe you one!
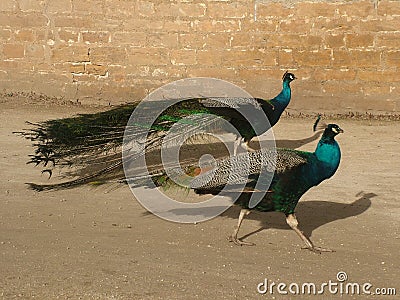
[1,0,399,112]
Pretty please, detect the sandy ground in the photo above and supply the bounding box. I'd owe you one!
[0,97,399,299]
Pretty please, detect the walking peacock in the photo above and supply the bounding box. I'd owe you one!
[149,123,343,253]
[16,71,296,190]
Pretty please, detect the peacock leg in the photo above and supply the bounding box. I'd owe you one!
[241,140,256,152]
[286,214,334,253]
[233,136,242,156]
[228,209,255,246]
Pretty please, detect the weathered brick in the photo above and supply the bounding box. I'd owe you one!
[0,29,11,40]
[101,85,148,102]
[256,2,294,19]
[52,46,90,63]
[222,49,277,67]
[125,65,150,77]
[237,69,281,84]
[322,81,363,94]
[136,1,155,17]
[69,63,85,74]
[155,3,206,17]
[203,33,230,49]
[193,20,240,32]
[346,33,374,48]
[294,50,332,67]
[332,50,381,67]
[208,2,248,19]
[163,20,192,33]
[0,0,16,11]
[170,49,196,66]
[73,0,103,14]
[278,50,294,66]
[385,51,400,67]
[337,1,376,18]
[107,65,126,82]
[354,50,382,67]
[3,44,25,59]
[295,2,336,18]
[123,18,163,31]
[268,34,323,50]
[331,50,352,67]
[363,83,391,95]
[360,18,400,32]
[197,50,224,66]
[149,67,184,79]
[35,29,56,43]
[48,0,72,13]
[104,0,136,17]
[241,19,278,32]
[25,44,45,60]
[188,67,238,81]
[112,32,147,46]
[324,34,345,48]
[58,30,79,43]
[14,29,35,42]
[314,68,357,81]
[0,12,47,27]
[128,48,169,66]
[376,33,400,48]
[280,18,312,34]
[314,17,358,32]
[90,47,127,64]
[86,64,108,76]
[18,0,45,12]
[230,33,254,48]
[358,70,400,82]
[252,34,269,47]
[378,0,400,16]
[179,33,205,49]
[0,60,24,70]
[82,31,110,44]
[148,33,178,48]
[55,16,94,28]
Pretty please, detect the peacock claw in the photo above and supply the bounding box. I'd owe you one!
[228,235,255,246]
[301,246,335,253]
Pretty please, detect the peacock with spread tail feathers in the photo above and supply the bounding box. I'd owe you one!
[147,122,343,253]
[15,71,296,190]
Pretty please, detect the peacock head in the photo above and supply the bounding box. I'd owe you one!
[324,124,344,138]
[282,71,296,83]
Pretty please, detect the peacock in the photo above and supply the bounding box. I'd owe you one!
[149,123,343,253]
[16,71,296,190]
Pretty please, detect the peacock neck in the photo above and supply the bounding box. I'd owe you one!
[271,81,291,110]
[314,136,341,177]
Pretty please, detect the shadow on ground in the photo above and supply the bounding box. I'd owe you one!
[157,192,375,242]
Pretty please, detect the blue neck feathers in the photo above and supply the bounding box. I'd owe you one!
[271,80,292,110]
[314,135,341,178]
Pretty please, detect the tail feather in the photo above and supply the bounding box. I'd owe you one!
[26,160,124,191]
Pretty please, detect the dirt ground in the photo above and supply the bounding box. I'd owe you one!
[0,97,399,299]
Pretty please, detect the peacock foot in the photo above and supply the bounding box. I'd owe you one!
[301,246,335,254]
[228,235,255,246]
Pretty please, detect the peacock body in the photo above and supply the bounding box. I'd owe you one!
[16,72,295,190]
[152,124,343,252]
